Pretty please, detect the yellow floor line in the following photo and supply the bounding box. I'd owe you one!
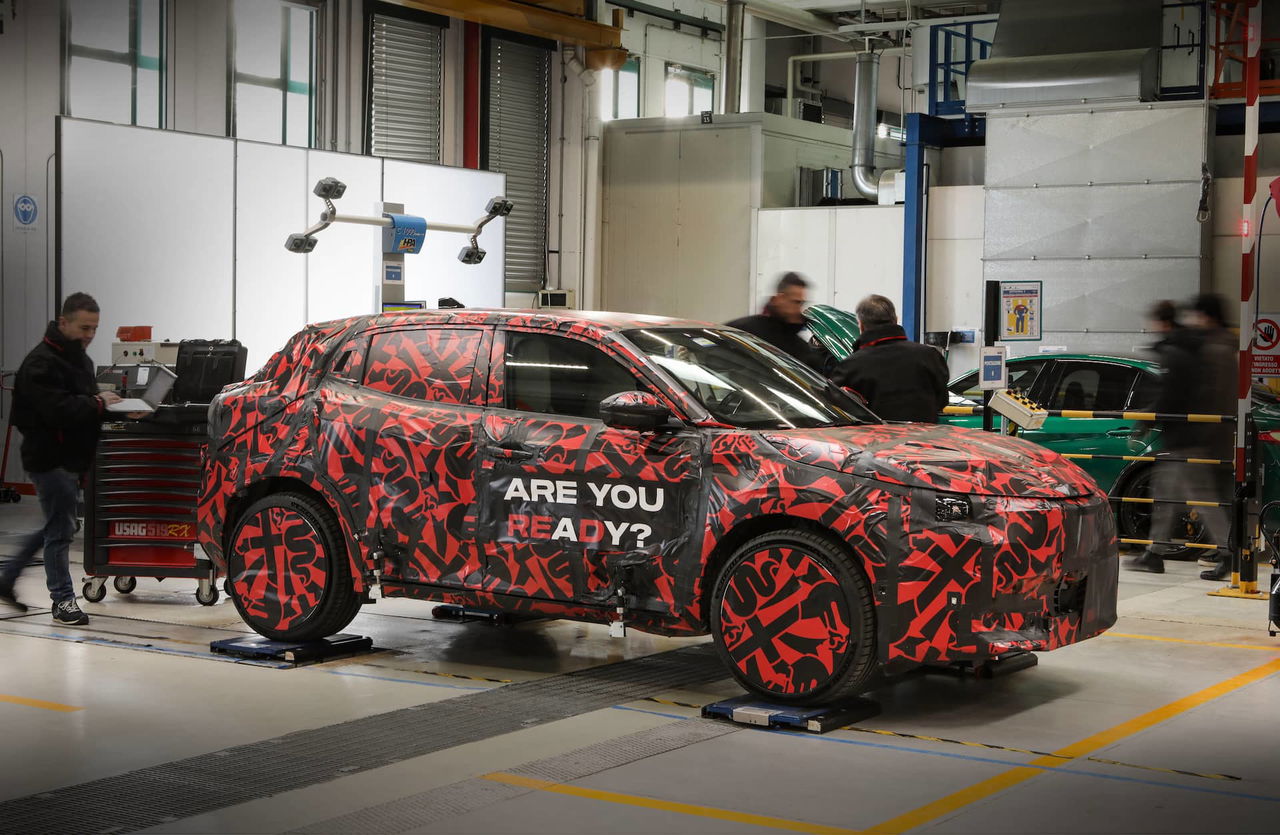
[0,693,83,713]
[1104,632,1280,652]
[483,772,860,835]
[864,657,1280,834]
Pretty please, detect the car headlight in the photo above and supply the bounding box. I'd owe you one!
[935,494,972,523]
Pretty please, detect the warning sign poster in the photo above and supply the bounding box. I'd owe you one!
[1255,314,1280,378]
[1000,281,1041,342]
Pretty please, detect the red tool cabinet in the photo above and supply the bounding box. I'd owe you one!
[82,421,219,605]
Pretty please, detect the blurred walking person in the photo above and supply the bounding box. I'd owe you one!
[1126,298,1233,575]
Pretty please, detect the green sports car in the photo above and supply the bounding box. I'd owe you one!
[803,305,1280,546]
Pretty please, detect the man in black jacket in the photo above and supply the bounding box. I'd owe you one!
[726,273,832,373]
[0,293,121,624]
[830,294,949,423]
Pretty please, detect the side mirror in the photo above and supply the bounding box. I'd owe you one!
[600,391,670,431]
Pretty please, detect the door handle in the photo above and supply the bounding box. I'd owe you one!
[1105,428,1134,438]
[492,445,535,461]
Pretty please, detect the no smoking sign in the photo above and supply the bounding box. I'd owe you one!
[1256,314,1280,377]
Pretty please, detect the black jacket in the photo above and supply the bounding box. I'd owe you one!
[1152,325,1234,453]
[12,322,106,474]
[726,312,832,373]
[831,324,949,423]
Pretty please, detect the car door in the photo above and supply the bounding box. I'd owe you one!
[1019,360,1142,492]
[476,327,703,610]
[314,325,488,589]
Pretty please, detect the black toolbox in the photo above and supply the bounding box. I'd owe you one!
[174,339,248,404]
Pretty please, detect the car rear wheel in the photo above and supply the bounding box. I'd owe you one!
[1115,466,1207,560]
[710,530,876,706]
[225,491,361,641]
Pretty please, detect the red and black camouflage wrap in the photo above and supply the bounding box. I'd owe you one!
[199,309,1118,667]
[717,544,853,696]
[228,505,330,632]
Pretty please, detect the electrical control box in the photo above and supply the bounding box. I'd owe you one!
[990,389,1047,430]
[111,341,180,365]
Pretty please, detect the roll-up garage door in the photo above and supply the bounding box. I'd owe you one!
[368,10,444,163]
[485,37,551,295]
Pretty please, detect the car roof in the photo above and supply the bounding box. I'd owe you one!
[1006,353,1159,371]
[312,308,718,334]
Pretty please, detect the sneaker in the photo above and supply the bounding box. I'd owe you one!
[52,599,89,626]
[0,582,28,613]
[1197,550,1226,568]
[1124,551,1165,574]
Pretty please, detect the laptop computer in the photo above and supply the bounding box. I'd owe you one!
[108,365,177,413]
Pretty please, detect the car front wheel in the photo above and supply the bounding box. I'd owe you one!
[710,530,876,706]
[225,491,361,642]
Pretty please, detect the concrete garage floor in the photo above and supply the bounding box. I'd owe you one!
[0,500,1278,835]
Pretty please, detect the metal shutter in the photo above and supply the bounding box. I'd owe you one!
[369,13,443,164]
[487,38,550,294]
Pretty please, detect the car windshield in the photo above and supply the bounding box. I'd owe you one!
[622,327,877,430]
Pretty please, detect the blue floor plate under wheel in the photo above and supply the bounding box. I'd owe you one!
[701,694,880,733]
[209,633,374,663]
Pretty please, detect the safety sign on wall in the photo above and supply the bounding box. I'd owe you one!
[1256,313,1280,378]
[12,194,38,232]
[1000,281,1041,342]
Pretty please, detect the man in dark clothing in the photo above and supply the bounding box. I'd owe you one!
[1126,298,1233,576]
[726,273,832,373]
[830,294,949,423]
[0,293,121,624]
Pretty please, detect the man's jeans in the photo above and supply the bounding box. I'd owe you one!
[0,468,79,603]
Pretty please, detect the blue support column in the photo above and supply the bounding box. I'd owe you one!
[901,113,929,342]
[902,114,976,341]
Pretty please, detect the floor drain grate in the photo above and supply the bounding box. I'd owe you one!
[0,643,723,835]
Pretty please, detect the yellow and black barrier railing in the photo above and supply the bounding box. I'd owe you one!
[941,405,1235,423]
[1110,496,1231,508]
[1061,452,1230,466]
[1119,538,1224,552]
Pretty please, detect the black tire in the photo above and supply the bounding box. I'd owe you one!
[709,529,876,706]
[82,581,106,603]
[1115,466,1207,560]
[113,576,137,594]
[224,491,361,641]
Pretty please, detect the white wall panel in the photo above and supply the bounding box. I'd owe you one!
[927,185,984,240]
[304,150,384,324]
[832,206,904,314]
[382,161,506,309]
[61,119,235,368]
[754,208,835,311]
[925,238,984,377]
[235,142,308,373]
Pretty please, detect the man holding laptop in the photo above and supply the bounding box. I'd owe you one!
[0,293,139,624]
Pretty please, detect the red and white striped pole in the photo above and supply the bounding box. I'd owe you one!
[1236,0,1261,593]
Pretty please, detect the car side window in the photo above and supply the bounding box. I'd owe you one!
[504,332,643,420]
[1047,363,1139,412]
[328,336,368,383]
[363,328,483,404]
[1128,370,1160,410]
[950,360,1045,405]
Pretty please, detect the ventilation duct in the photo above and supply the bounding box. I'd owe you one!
[851,52,880,201]
[966,0,1163,111]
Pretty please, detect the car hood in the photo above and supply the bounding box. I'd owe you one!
[764,423,1098,498]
